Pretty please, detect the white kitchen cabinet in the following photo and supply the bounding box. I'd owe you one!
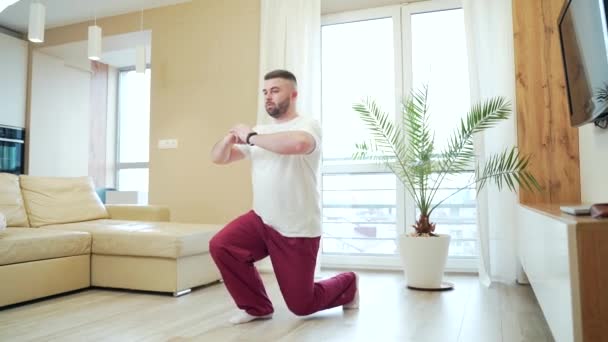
[0,32,28,128]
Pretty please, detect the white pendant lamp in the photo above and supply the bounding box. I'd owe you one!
[88,25,102,60]
[88,4,102,61]
[28,2,45,43]
[135,1,146,73]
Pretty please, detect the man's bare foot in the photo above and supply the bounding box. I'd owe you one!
[343,272,359,310]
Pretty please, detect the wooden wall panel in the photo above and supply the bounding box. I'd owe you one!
[89,61,108,189]
[512,0,581,205]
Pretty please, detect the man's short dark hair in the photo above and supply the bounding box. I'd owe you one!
[264,69,297,86]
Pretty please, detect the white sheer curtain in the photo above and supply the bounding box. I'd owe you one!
[464,0,520,285]
[257,0,321,124]
[255,0,322,274]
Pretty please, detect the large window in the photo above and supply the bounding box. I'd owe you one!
[116,68,151,193]
[321,13,399,263]
[321,0,476,270]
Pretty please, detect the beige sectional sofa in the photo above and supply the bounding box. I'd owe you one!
[0,173,222,307]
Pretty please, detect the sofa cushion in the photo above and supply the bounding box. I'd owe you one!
[20,176,109,228]
[0,228,91,266]
[0,212,5,232]
[44,220,222,259]
[0,173,29,227]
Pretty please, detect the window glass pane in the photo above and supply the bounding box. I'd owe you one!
[321,18,395,161]
[323,237,397,255]
[410,9,477,259]
[415,172,477,258]
[322,173,397,255]
[411,9,470,152]
[117,168,149,192]
[321,17,398,257]
[118,69,151,163]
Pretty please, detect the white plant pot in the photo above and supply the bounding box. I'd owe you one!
[398,233,452,290]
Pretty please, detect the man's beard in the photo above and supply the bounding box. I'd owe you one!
[265,98,290,118]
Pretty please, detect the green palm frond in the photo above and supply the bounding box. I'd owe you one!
[597,83,608,103]
[353,87,541,234]
[352,98,419,204]
[428,147,541,214]
[402,86,435,214]
[436,97,511,175]
[475,147,541,193]
[352,98,405,159]
[425,97,512,212]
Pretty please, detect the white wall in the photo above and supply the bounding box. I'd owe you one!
[28,51,90,177]
[579,125,608,203]
[0,32,28,128]
[106,66,118,188]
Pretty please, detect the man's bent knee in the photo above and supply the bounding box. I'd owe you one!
[208,236,224,257]
[286,302,315,316]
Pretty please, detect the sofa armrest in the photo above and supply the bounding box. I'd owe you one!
[105,205,170,222]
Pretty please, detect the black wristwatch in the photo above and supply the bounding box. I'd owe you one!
[246,131,258,146]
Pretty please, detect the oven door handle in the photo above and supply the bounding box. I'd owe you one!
[0,137,24,143]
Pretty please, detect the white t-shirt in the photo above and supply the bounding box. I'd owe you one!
[238,116,321,237]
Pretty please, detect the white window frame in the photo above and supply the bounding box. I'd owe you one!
[321,5,404,270]
[320,0,478,272]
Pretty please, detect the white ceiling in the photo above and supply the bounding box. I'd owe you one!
[0,0,191,33]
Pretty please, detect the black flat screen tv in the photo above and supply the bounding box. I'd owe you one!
[558,0,608,127]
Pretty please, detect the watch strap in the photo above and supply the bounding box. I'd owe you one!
[246,131,258,146]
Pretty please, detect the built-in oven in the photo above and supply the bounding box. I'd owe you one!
[0,125,25,175]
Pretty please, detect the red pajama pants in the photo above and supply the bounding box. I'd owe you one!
[209,210,357,316]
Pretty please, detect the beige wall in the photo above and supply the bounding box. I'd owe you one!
[579,126,608,203]
[42,0,261,224]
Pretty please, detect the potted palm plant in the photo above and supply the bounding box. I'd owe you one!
[353,87,539,290]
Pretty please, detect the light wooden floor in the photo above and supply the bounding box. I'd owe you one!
[0,270,553,342]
